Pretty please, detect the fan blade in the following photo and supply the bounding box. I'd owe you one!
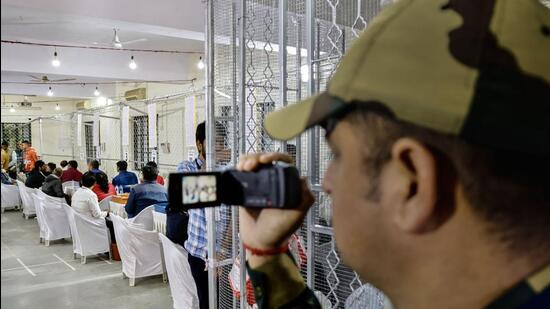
[27,75,42,81]
[121,38,148,45]
[50,78,77,82]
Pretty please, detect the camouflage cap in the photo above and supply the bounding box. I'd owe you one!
[265,0,550,155]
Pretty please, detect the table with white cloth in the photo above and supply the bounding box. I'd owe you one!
[109,194,128,218]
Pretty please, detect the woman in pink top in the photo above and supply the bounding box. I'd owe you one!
[91,172,116,202]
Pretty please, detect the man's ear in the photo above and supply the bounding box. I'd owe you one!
[390,138,438,234]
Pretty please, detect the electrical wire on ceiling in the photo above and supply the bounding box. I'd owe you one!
[1,40,202,54]
[1,78,197,86]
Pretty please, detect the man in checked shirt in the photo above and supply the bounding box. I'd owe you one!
[171,121,231,309]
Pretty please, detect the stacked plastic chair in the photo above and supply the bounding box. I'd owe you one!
[63,204,111,264]
[159,233,199,309]
[111,213,166,286]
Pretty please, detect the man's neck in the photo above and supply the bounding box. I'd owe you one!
[382,209,548,309]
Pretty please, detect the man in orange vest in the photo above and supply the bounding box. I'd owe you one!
[21,140,38,173]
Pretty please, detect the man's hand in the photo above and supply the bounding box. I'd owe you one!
[237,153,314,267]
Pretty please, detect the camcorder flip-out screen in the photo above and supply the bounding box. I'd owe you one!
[169,163,302,211]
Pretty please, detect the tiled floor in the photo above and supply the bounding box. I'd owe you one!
[1,210,173,309]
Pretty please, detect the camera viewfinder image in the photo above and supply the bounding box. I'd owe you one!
[182,175,217,204]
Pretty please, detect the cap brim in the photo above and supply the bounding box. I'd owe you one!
[264,92,343,141]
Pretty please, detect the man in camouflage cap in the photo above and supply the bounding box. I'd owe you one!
[237,0,549,308]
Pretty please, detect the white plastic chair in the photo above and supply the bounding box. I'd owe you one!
[153,211,167,235]
[111,214,166,286]
[31,190,47,243]
[99,195,113,211]
[129,205,155,231]
[1,183,21,212]
[36,190,71,246]
[17,180,36,219]
[63,204,111,264]
[62,180,80,195]
[159,233,199,309]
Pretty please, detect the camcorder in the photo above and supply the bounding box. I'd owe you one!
[168,162,302,210]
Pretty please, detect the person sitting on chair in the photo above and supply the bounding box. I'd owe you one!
[112,160,138,193]
[92,172,116,202]
[61,160,83,183]
[42,167,64,198]
[124,165,168,218]
[25,160,47,189]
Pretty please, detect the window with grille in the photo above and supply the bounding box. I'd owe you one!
[133,115,150,170]
[84,122,97,163]
[1,122,31,171]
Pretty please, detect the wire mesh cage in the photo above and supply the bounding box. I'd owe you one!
[207,0,393,308]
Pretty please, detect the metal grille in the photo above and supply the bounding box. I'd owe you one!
[0,122,31,172]
[84,122,97,164]
[132,115,150,171]
[207,0,392,308]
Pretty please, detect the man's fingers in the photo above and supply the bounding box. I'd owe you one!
[259,153,293,164]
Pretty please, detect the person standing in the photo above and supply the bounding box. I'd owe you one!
[1,141,10,171]
[21,140,38,173]
[173,121,231,309]
[112,160,138,193]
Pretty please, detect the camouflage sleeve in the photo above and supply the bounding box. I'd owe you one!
[246,253,321,309]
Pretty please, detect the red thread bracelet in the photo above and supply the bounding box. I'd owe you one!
[243,243,289,256]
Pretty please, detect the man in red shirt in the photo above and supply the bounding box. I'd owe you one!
[61,160,83,183]
[21,140,38,173]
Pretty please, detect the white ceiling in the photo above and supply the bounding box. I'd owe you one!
[1,0,206,98]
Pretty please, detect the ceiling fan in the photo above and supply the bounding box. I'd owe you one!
[95,28,147,49]
[27,75,76,82]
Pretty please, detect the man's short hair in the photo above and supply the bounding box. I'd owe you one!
[60,160,68,168]
[343,105,549,255]
[1,141,8,147]
[47,162,56,171]
[21,140,30,145]
[146,161,157,168]
[141,165,158,181]
[196,121,206,143]
[68,160,78,168]
[35,160,45,170]
[116,160,128,171]
[81,172,96,188]
[53,167,63,177]
[90,160,100,169]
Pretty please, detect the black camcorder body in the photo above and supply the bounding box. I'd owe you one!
[169,162,302,211]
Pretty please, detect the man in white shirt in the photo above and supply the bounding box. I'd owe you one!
[71,172,107,219]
